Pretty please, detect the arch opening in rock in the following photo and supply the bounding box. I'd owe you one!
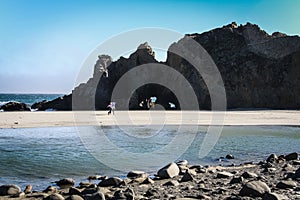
[129,84,180,110]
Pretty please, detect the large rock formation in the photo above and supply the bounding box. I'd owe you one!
[179,22,300,109]
[35,22,300,110]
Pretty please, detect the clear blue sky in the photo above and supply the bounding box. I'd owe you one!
[0,0,299,94]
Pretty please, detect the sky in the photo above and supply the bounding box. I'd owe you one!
[0,0,299,94]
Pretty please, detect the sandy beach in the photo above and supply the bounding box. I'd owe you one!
[0,110,300,128]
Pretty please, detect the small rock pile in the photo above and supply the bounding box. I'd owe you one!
[0,152,299,199]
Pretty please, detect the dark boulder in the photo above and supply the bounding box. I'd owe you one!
[0,102,30,111]
[98,177,122,187]
[285,152,298,161]
[34,95,71,111]
[239,180,271,197]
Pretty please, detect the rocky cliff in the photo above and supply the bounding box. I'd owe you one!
[35,22,300,110]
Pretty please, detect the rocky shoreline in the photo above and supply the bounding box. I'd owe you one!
[0,152,299,200]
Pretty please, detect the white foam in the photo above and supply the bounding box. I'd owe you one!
[0,101,10,107]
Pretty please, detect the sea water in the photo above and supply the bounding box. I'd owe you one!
[0,93,63,106]
[0,125,299,190]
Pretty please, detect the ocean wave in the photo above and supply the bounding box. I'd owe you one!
[0,101,11,106]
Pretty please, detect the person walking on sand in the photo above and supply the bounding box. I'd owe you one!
[107,101,116,115]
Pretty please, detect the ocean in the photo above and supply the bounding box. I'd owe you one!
[0,93,63,107]
[0,125,299,191]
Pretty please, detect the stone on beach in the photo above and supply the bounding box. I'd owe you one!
[127,170,148,179]
[43,186,58,193]
[114,188,135,200]
[81,188,99,195]
[65,195,84,200]
[285,152,299,161]
[266,154,278,163]
[276,180,297,189]
[230,176,244,184]
[292,160,300,165]
[68,187,82,195]
[262,192,284,200]
[24,184,33,194]
[43,193,65,200]
[0,184,21,196]
[216,171,234,178]
[83,192,105,200]
[294,167,300,179]
[180,170,195,182]
[27,192,49,199]
[79,182,95,188]
[157,162,180,179]
[55,178,75,189]
[239,180,271,197]
[142,177,155,184]
[242,171,258,179]
[98,177,123,187]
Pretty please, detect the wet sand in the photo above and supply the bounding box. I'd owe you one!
[0,110,299,128]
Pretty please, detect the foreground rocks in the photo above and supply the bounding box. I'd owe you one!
[0,152,299,199]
